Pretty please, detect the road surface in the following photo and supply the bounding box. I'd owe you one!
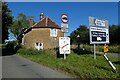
[99,52,120,58]
[2,54,73,78]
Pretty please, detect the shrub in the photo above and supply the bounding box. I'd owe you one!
[6,42,15,53]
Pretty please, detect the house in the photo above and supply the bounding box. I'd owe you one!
[22,13,64,50]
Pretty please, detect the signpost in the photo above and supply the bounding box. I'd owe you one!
[89,16,109,59]
[61,14,69,33]
[60,14,70,60]
[89,16,116,72]
[59,37,70,59]
[103,54,116,72]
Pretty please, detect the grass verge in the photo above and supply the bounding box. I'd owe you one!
[17,48,120,79]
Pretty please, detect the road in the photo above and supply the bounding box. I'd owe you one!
[99,52,120,58]
[2,54,73,78]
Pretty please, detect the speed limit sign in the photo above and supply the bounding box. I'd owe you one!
[61,14,68,23]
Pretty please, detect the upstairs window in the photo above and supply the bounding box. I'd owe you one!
[50,28,57,37]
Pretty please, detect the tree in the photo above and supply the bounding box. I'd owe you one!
[70,30,78,44]
[76,25,89,44]
[70,25,89,44]
[2,2,13,43]
[109,25,120,44]
[115,25,120,44]
[9,13,34,43]
[70,24,120,45]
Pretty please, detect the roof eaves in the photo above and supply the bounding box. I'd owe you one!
[32,26,61,29]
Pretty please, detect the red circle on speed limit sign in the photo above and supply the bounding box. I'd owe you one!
[61,14,68,23]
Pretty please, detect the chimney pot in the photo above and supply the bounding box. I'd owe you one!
[40,13,44,20]
[29,19,34,27]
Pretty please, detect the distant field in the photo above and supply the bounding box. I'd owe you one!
[17,48,120,79]
[71,44,120,53]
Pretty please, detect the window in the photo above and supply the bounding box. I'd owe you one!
[50,28,57,37]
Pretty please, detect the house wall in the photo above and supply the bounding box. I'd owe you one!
[23,28,64,49]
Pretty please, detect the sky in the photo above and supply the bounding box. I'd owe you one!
[7,2,118,41]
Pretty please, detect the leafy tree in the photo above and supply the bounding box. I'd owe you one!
[115,25,120,44]
[70,30,78,44]
[71,24,120,45]
[9,13,34,43]
[70,25,89,44]
[109,25,120,44]
[2,2,13,43]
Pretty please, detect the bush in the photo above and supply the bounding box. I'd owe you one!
[6,41,23,54]
[108,46,120,53]
[6,42,15,53]
[17,48,47,55]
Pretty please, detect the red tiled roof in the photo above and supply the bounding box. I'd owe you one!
[32,16,61,29]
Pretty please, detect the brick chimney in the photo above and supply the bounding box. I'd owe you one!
[40,13,44,20]
[29,19,34,27]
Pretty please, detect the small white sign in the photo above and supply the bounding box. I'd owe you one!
[94,19,106,27]
[61,23,68,32]
[59,37,70,54]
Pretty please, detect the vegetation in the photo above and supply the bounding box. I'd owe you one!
[71,44,120,53]
[2,2,120,79]
[2,2,35,43]
[70,25,89,44]
[70,25,120,45]
[17,48,120,79]
[109,25,120,44]
[2,2,13,43]
[9,13,34,43]
[0,43,7,47]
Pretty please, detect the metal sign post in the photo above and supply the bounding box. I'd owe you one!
[64,32,66,60]
[64,53,66,60]
[89,16,109,59]
[94,44,96,59]
[60,14,69,60]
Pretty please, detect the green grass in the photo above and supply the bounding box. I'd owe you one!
[17,48,120,79]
